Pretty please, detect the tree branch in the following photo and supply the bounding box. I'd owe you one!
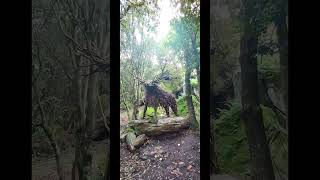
[97,94,110,133]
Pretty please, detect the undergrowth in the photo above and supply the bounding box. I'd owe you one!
[214,101,288,179]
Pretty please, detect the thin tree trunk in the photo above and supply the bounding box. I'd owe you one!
[98,94,110,133]
[132,80,139,120]
[210,118,219,174]
[185,66,197,128]
[33,83,64,180]
[42,127,64,180]
[210,51,218,174]
[104,146,110,180]
[239,7,276,179]
[275,3,288,129]
[125,103,131,121]
[80,65,99,179]
[196,66,200,96]
[69,41,95,180]
[191,33,200,96]
[73,54,84,180]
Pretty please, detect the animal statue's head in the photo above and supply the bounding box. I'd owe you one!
[133,70,172,94]
[143,81,158,94]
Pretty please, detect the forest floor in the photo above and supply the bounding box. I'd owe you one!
[120,111,200,180]
[32,138,109,180]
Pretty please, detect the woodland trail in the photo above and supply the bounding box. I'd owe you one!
[120,129,200,180]
[121,111,200,180]
[32,140,109,180]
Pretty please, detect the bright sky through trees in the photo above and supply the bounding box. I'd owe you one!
[155,0,179,42]
[130,0,182,65]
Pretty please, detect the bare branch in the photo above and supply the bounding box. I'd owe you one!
[97,94,110,133]
[128,70,146,85]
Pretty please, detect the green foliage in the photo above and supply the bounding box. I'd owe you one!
[258,54,280,84]
[261,105,288,179]
[139,107,161,120]
[177,95,200,118]
[32,128,54,156]
[215,102,288,177]
[126,127,135,133]
[165,14,200,70]
[215,102,249,175]
[159,72,184,93]
[177,96,188,116]
[190,78,198,88]
[96,157,107,178]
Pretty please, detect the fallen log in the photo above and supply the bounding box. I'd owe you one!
[129,117,190,136]
[133,134,147,147]
[126,132,148,152]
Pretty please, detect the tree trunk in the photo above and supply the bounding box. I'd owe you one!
[239,8,276,179]
[42,126,64,180]
[210,118,219,174]
[79,65,99,179]
[72,53,81,180]
[132,80,139,120]
[210,50,218,174]
[192,33,200,96]
[33,83,64,180]
[104,146,110,180]
[196,66,200,96]
[73,54,90,180]
[185,66,198,128]
[275,3,288,129]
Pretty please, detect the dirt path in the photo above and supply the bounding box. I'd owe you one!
[32,140,109,180]
[120,129,200,180]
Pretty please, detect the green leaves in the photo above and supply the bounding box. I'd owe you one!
[176,95,199,117]
[139,107,160,120]
[257,55,280,83]
[214,101,287,177]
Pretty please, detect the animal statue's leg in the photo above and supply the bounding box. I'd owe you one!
[153,106,158,124]
[165,106,170,117]
[172,104,178,116]
[142,103,148,119]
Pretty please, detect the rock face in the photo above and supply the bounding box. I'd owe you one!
[210,174,240,180]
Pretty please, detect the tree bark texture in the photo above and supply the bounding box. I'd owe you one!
[129,117,190,136]
[185,66,198,128]
[239,3,276,179]
[275,2,288,129]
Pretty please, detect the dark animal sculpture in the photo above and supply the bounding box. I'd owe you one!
[173,86,183,98]
[142,82,178,123]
